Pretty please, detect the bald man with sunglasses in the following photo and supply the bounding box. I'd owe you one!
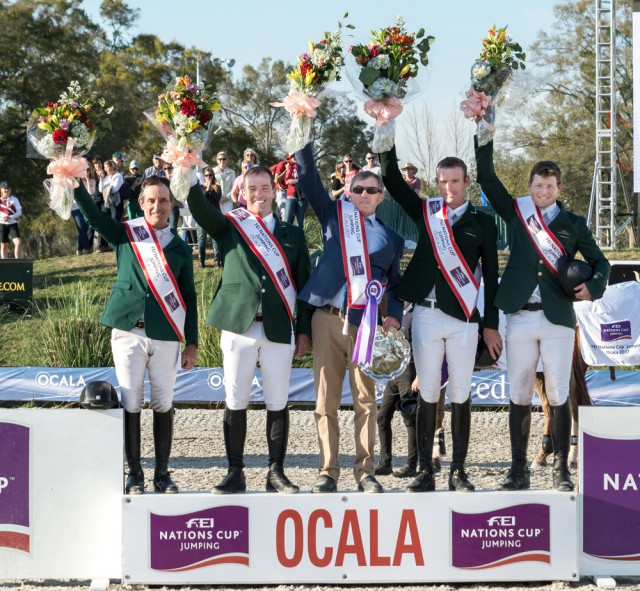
[295,143,404,495]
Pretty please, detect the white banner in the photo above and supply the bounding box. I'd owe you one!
[123,491,577,585]
[574,281,640,366]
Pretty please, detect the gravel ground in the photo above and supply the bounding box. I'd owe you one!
[6,408,640,591]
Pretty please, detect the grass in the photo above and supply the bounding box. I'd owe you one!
[2,237,640,368]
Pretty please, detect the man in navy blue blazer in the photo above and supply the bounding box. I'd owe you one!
[296,143,404,494]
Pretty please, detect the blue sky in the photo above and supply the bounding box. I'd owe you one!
[81,0,560,164]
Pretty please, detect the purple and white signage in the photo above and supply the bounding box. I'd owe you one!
[0,422,30,553]
[451,504,550,569]
[150,506,249,571]
[582,432,640,560]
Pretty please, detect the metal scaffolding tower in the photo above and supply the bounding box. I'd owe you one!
[591,0,618,249]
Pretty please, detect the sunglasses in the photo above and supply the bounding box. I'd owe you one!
[204,173,213,177]
[131,167,139,171]
[366,156,375,160]
[163,166,173,171]
[218,157,227,161]
[344,160,353,163]
[352,186,381,195]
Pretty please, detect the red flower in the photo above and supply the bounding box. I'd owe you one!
[85,122,93,131]
[52,129,68,145]
[198,110,211,126]
[181,98,198,116]
[300,61,312,77]
[79,112,88,122]
[47,101,56,108]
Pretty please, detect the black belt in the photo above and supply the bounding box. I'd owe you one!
[321,304,344,317]
[417,299,440,310]
[521,303,543,312]
[254,314,263,322]
[134,320,145,329]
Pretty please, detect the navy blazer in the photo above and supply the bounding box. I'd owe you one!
[295,143,404,326]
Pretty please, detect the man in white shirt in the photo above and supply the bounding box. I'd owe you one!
[0,181,22,259]
[213,151,236,214]
[362,152,382,177]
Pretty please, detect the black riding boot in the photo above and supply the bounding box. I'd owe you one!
[199,245,206,268]
[212,408,247,494]
[550,399,574,491]
[124,410,144,494]
[498,402,531,491]
[407,399,438,492]
[449,399,475,492]
[266,408,299,493]
[153,407,178,493]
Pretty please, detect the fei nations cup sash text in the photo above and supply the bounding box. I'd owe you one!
[225,209,296,321]
[514,196,566,275]
[423,198,479,320]
[124,218,186,341]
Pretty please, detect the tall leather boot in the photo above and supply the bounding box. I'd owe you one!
[153,407,178,493]
[124,410,144,494]
[266,408,299,494]
[406,399,438,493]
[199,245,206,268]
[212,408,247,494]
[449,399,475,492]
[550,399,574,491]
[498,401,531,490]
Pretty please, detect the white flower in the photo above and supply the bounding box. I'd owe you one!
[368,54,391,70]
[70,120,90,147]
[471,60,492,81]
[368,77,399,99]
[311,48,331,66]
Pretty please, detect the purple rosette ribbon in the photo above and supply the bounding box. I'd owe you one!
[352,279,384,367]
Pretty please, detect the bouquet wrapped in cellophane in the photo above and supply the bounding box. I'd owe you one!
[349,17,434,153]
[144,75,221,200]
[27,81,112,219]
[460,25,526,146]
[272,19,349,154]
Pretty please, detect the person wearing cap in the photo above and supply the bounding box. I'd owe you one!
[401,162,421,194]
[124,160,143,219]
[141,153,166,183]
[73,175,198,495]
[295,142,404,495]
[112,151,126,171]
[0,181,22,259]
[475,136,610,492]
[380,145,502,494]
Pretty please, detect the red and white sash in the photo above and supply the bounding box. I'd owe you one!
[0,199,16,217]
[225,209,296,321]
[514,196,566,275]
[423,198,479,320]
[337,200,372,309]
[124,218,186,341]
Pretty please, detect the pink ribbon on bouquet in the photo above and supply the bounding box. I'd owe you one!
[161,140,207,171]
[271,90,321,119]
[460,88,495,131]
[46,139,88,200]
[364,98,404,128]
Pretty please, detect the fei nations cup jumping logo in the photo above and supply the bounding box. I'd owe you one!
[451,504,550,569]
[0,422,31,553]
[150,506,249,571]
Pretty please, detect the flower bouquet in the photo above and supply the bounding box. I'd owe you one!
[272,21,349,153]
[144,75,221,200]
[27,81,113,219]
[349,17,434,152]
[460,25,526,146]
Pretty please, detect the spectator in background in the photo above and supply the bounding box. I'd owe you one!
[270,155,290,220]
[231,162,252,208]
[342,153,360,201]
[198,166,222,268]
[91,155,111,252]
[124,159,143,219]
[330,161,346,200]
[142,153,166,183]
[214,151,236,214]
[362,152,381,177]
[0,181,23,259]
[401,162,421,195]
[112,151,126,172]
[71,166,94,255]
[243,148,260,166]
[97,160,124,251]
[284,157,307,227]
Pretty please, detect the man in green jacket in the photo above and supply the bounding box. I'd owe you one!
[75,176,198,495]
[381,147,502,494]
[188,166,312,495]
[475,138,610,492]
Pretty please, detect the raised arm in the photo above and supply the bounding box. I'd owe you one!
[380,147,422,222]
[295,143,333,223]
[187,182,230,242]
[474,138,516,222]
[74,182,122,244]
